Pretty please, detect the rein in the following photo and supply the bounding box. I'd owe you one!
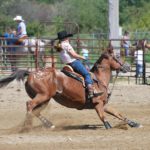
[95,70,119,102]
[107,56,123,101]
[107,71,119,101]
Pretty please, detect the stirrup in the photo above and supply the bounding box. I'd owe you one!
[88,91,103,99]
[88,93,94,99]
[93,91,103,97]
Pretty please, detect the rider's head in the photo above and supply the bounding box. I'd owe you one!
[56,30,73,41]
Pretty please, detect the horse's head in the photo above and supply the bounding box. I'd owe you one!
[91,51,130,73]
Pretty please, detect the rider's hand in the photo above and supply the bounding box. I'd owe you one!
[82,56,87,60]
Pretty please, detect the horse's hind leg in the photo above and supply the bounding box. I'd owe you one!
[26,93,55,128]
[32,101,55,128]
[26,93,50,112]
[38,114,55,128]
[22,111,34,131]
[104,105,142,128]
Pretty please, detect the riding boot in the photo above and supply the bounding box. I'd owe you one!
[87,84,103,99]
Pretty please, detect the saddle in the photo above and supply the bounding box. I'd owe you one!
[61,65,102,109]
[61,65,97,86]
[61,65,86,87]
[15,35,28,45]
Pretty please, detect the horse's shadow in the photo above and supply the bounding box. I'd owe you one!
[60,122,128,131]
[61,124,104,130]
[0,122,128,134]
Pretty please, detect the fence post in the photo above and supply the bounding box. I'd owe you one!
[143,49,146,84]
[35,41,39,70]
[50,43,55,68]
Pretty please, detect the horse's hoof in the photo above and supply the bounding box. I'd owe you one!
[138,124,143,128]
[44,123,55,129]
[104,121,112,129]
[127,120,142,128]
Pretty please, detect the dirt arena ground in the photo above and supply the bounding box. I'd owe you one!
[0,80,150,150]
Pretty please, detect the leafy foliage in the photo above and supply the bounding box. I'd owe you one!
[27,22,45,37]
[0,0,150,36]
[119,0,150,32]
[35,0,63,4]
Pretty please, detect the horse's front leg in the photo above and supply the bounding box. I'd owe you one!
[94,101,112,129]
[104,105,126,120]
[104,105,142,128]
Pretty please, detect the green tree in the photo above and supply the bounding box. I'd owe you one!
[1,0,150,36]
[35,0,63,4]
[54,0,108,33]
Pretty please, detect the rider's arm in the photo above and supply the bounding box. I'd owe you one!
[16,26,22,36]
[65,42,85,60]
[68,50,85,60]
[62,41,85,60]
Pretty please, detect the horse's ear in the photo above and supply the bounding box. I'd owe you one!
[101,52,109,59]
[107,41,114,54]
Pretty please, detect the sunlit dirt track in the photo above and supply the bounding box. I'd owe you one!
[0,81,150,150]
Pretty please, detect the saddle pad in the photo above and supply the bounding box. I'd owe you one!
[61,69,84,84]
[61,65,85,87]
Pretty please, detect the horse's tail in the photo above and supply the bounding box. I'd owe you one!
[0,70,30,88]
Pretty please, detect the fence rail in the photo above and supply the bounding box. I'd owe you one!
[1,37,150,85]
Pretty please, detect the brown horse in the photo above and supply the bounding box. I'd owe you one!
[0,50,141,129]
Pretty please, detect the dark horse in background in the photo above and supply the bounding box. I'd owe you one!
[0,50,141,129]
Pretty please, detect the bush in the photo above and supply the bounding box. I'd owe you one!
[27,22,45,37]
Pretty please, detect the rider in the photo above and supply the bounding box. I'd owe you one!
[54,30,103,100]
[13,15,27,45]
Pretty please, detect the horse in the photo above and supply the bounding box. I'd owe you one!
[0,50,141,129]
[1,37,49,72]
[19,38,46,53]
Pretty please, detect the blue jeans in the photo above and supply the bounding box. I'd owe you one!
[69,60,93,86]
[83,59,90,71]
[136,64,143,77]
[123,44,130,56]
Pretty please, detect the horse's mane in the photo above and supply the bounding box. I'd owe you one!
[90,51,109,72]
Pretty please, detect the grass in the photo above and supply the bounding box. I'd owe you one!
[145,52,150,62]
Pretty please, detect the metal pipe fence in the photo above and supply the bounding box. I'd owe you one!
[1,37,150,85]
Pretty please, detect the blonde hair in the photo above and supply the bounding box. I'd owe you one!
[54,41,62,52]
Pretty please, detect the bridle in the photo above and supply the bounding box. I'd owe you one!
[93,53,124,102]
[107,54,131,101]
[94,53,123,72]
